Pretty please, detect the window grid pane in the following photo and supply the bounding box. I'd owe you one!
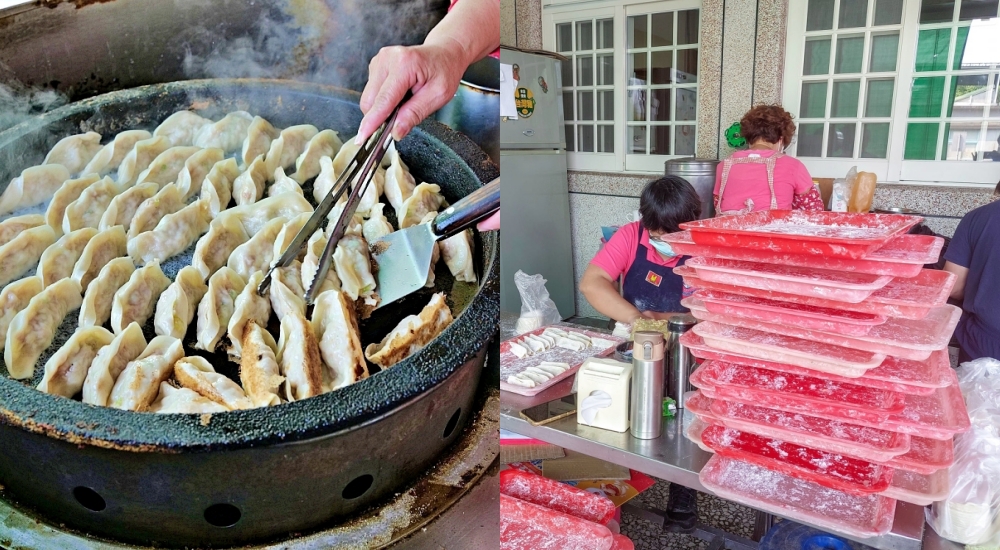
[793,0,901,159]
[560,15,615,156]
[625,8,700,156]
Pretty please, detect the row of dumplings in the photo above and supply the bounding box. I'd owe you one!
[0,109,472,410]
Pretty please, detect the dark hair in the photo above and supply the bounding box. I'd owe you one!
[995,180,1000,196]
[639,176,702,234]
[740,105,797,147]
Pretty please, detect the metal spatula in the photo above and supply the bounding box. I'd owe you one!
[372,177,499,309]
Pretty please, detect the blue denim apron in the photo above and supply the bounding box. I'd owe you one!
[621,225,689,314]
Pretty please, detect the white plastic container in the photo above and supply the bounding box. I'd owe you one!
[576,357,632,433]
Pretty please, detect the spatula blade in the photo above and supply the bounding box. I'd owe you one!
[372,224,436,308]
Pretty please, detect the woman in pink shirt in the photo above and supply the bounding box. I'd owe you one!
[714,106,824,215]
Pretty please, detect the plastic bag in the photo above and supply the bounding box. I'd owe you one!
[849,171,877,213]
[514,270,562,335]
[926,357,1000,545]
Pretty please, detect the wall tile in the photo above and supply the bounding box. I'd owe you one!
[568,170,654,197]
[569,193,641,319]
[753,0,788,105]
[873,184,994,218]
[514,0,542,49]
[501,0,517,48]
[697,0,725,160]
[718,0,758,158]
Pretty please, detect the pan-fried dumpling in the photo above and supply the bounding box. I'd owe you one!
[277,312,323,401]
[135,146,200,187]
[0,214,45,248]
[420,212,441,288]
[110,260,171,333]
[380,141,397,168]
[154,111,212,146]
[117,136,171,187]
[195,267,247,351]
[233,154,269,206]
[312,156,339,203]
[292,129,343,184]
[4,278,82,379]
[0,277,44,352]
[98,182,158,231]
[227,271,271,358]
[127,199,211,265]
[37,227,98,287]
[79,257,134,327]
[81,321,146,406]
[193,215,250,279]
[150,382,229,414]
[174,355,253,410]
[312,289,367,390]
[63,176,122,233]
[44,131,103,175]
[0,164,72,216]
[441,229,477,283]
[397,182,445,229]
[264,124,318,175]
[108,335,184,411]
[240,321,283,407]
[37,326,114,398]
[45,174,100,235]
[83,130,152,176]
[362,203,394,243]
[194,111,254,153]
[71,225,127,293]
[333,235,377,301]
[0,225,58,287]
[241,116,280,166]
[270,212,312,262]
[218,192,313,236]
[331,143,385,217]
[174,147,224,200]
[270,260,306,321]
[200,158,241,214]
[364,292,453,368]
[227,216,288,280]
[326,202,364,236]
[384,149,416,210]
[154,266,208,339]
[301,231,341,296]
[269,167,303,197]
[128,183,185,239]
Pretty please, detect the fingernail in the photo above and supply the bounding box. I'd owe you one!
[354,134,365,145]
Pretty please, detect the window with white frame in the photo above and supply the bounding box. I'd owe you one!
[784,0,1000,185]
[543,0,702,173]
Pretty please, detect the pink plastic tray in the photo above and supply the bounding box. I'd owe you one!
[691,322,885,377]
[695,361,904,417]
[697,289,887,336]
[882,467,950,506]
[685,299,960,361]
[699,455,898,538]
[499,325,624,396]
[684,416,715,453]
[680,210,921,259]
[687,392,911,463]
[662,231,942,278]
[681,332,951,395]
[675,267,954,320]
[686,257,893,303]
[887,436,954,475]
[701,425,894,496]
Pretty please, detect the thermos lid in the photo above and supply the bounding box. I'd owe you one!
[632,331,665,361]
[668,314,698,332]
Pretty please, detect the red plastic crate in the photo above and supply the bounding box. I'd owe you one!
[681,331,951,395]
[680,210,921,259]
[701,425,894,495]
[698,289,886,336]
[663,231,942,277]
[699,455,898,538]
[887,436,954,475]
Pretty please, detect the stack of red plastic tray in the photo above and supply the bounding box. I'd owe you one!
[666,211,970,538]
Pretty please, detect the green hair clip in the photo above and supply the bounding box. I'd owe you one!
[725,122,747,149]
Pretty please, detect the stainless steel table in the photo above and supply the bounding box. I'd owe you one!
[499,316,962,550]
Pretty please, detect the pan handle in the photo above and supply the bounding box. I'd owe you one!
[433,177,499,240]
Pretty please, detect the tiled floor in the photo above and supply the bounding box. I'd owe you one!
[620,481,758,549]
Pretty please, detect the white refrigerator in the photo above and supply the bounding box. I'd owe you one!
[500,47,576,318]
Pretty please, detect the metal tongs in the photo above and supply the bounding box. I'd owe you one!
[259,101,401,304]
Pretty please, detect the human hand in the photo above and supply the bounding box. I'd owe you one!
[477,211,499,231]
[357,41,469,144]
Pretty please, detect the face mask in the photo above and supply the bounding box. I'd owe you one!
[649,239,677,258]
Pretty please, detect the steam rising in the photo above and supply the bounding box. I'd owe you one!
[0,82,67,134]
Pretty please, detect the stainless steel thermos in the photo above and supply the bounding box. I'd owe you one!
[666,314,698,409]
[630,331,665,439]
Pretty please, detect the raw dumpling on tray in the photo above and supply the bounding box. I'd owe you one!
[0,108,474,415]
